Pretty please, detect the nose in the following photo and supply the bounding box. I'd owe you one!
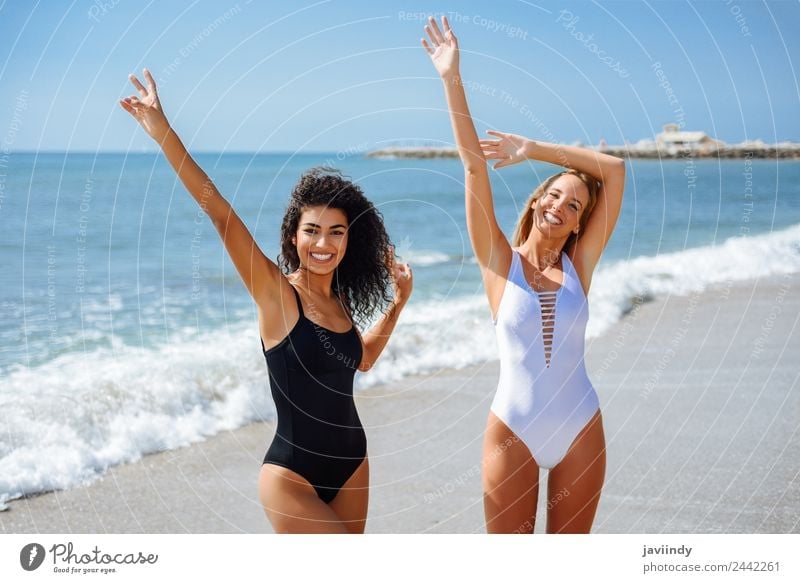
[313,234,337,251]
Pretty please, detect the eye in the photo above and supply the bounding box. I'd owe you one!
[303,229,317,235]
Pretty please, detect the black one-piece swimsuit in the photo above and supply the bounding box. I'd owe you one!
[260,285,365,503]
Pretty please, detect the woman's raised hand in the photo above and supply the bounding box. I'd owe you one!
[422,15,459,80]
[388,250,413,306]
[119,69,170,142]
[480,130,532,169]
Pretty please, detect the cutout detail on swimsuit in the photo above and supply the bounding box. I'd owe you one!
[538,289,557,367]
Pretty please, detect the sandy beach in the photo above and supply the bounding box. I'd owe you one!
[2,274,797,534]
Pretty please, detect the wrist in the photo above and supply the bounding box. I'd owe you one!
[152,122,173,145]
[441,73,462,86]
[522,138,538,160]
[391,295,408,311]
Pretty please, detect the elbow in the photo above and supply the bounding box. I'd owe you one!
[464,164,488,179]
[602,157,625,186]
[462,149,488,176]
[358,347,374,372]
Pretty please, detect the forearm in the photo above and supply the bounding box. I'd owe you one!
[359,298,407,371]
[524,139,624,182]
[442,75,487,173]
[440,76,505,262]
[157,127,229,223]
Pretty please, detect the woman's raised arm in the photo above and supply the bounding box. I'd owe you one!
[422,17,510,276]
[357,255,412,372]
[481,131,625,277]
[119,69,283,304]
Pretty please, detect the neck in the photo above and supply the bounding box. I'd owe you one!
[292,267,336,297]
[519,230,567,268]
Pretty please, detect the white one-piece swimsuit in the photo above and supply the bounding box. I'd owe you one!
[490,249,600,469]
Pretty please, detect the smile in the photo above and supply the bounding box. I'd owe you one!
[543,211,563,226]
[311,252,334,262]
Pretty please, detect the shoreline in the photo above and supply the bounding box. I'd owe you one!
[1,274,797,533]
[366,146,800,160]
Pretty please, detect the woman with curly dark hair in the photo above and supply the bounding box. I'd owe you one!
[119,70,412,533]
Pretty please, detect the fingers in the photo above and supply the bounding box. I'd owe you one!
[493,159,511,170]
[480,138,503,159]
[424,24,439,47]
[421,38,434,55]
[395,262,412,280]
[143,68,157,94]
[442,15,451,34]
[118,99,136,115]
[427,16,444,43]
[128,73,147,98]
[486,130,506,139]
[119,95,143,115]
[442,15,457,46]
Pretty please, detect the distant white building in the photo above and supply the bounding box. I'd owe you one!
[656,123,724,152]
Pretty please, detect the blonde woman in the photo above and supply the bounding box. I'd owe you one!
[423,16,625,533]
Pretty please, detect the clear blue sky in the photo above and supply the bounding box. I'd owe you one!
[1,0,798,152]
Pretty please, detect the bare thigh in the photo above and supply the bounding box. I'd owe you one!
[546,410,606,534]
[258,464,348,534]
[482,412,540,534]
[328,457,369,534]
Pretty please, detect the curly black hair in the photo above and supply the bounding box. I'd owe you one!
[278,167,394,326]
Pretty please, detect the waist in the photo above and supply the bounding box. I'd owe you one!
[497,355,591,385]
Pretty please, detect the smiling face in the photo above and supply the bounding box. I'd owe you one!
[292,205,349,275]
[532,173,590,238]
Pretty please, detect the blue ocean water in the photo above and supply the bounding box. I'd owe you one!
[1,152,799,505]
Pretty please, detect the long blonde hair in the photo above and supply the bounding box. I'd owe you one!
[511,169,601,250]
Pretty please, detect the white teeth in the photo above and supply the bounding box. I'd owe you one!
[544,211,562,225]
[311,253,333,261]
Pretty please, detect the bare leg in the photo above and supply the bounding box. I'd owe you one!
[258,464,348,533]
[328,457,370,534]
[482,412,540,533]
[546,410,606,534]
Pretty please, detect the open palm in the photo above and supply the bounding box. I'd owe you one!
[119,69,169,141]
[422,16,459,79]
[480,130,529,169]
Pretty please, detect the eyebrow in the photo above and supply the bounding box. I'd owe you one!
[301,222,348,229]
